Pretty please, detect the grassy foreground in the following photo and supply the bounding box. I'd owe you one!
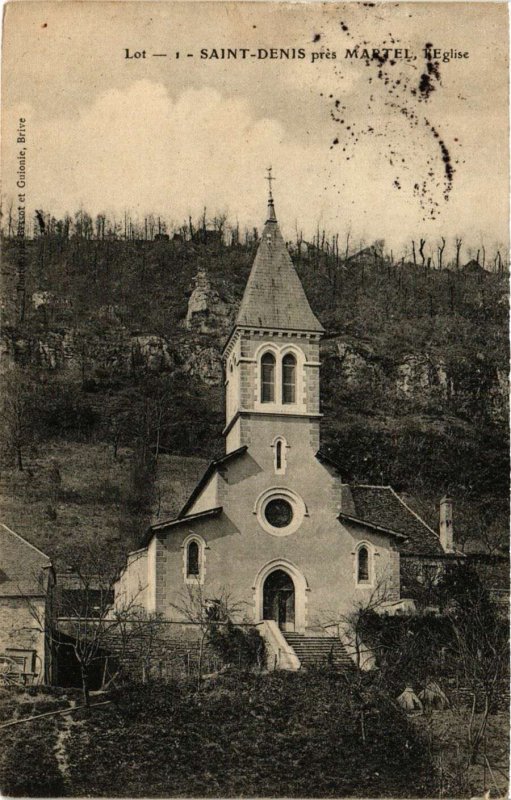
[0,671,439,798]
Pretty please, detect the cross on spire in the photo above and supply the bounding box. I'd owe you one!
[266,166,275,199]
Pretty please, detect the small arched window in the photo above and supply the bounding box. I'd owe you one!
[282,354,296,404]
[276,440,282,470]
[357,546,370,583]
[261,352,276,403]
[272,436,288,474]
[187,541,200,577]
[183,535,206,584]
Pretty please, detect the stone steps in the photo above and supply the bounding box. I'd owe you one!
[283,633,353,669]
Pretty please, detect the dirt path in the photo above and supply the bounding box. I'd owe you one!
[54,699,77,784]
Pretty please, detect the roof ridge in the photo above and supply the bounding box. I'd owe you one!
[152,506,223,532]
[178,446,248,518]
[388,487,440,539]
[350,483,393,489]
[0,521,51,561]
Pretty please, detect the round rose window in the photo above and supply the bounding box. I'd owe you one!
[255,488,306,536]
[264,498,293,528]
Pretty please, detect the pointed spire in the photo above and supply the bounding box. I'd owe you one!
[266,166,277,223]
[234,173,324,333]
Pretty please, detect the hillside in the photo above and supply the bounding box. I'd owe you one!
[0,673,439,797]
[0,228,508,565]
[0,443,208,565]
[1,672,507,798]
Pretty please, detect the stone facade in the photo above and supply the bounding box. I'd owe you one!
[137,450,402,630]
[0,597,48,679]
[0,523,54,683]
[114,196,421,647]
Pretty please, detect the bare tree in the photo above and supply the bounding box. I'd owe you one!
[320,575,405,745]
[6,197,14,239]
[495,250,503,274]
[438,237,446,270]
[344,230,351,262]
[26,543,151,707]
[419,238,426,269]
[444,577,507,765]
[0,367,34,471]
[169,583,246,690]
[322,572,397,672]
[455,237,462,270]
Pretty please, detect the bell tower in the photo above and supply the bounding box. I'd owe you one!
[223,171,324,454]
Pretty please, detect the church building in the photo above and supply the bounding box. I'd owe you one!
[114,185,452,667]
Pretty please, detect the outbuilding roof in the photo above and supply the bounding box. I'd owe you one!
[343,485,445,556]
[316,452,445,557]
[0,522,52,597]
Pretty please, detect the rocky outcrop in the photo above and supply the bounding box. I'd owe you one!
[333,341,381,386]
[0,328,176,376]
[396,355,453,398]
[323,341,506,422]
[179,342,222,386]
[130,335,174,372]
[489,368,509,423]
[184,268,233,335]
[0,303,505,421]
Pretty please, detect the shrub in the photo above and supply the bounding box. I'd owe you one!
[207,621,266,670]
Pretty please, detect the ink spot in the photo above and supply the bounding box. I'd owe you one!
[313,34,321,42]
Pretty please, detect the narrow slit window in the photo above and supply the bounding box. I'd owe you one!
[261,352,276,403]
[276,440,282,470]
[357,546,369,583]
[282,354,296,404]
[187,541,200,576]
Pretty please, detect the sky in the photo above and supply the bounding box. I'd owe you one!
[2,1,509,259]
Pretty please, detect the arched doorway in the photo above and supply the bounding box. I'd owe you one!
[254,559,308,633]
[262,569,295,631]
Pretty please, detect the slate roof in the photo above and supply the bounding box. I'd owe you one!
[235,198,324,333]
[338,513,408,541]
[0,522,52,596]
[344,485,445,556]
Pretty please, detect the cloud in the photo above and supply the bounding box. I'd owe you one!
[2,80,508,254]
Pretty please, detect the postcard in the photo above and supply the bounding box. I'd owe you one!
[1,2,509,798]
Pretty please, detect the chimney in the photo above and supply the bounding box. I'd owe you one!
[439,496,454,552]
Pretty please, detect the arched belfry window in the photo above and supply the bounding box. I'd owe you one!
[256,346,304,412]
[357,545,370,584]
[282,354,296,404]
[261,352,276,403]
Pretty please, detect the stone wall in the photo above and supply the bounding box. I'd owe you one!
[57,619,232,683]
[0,596,48,682]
